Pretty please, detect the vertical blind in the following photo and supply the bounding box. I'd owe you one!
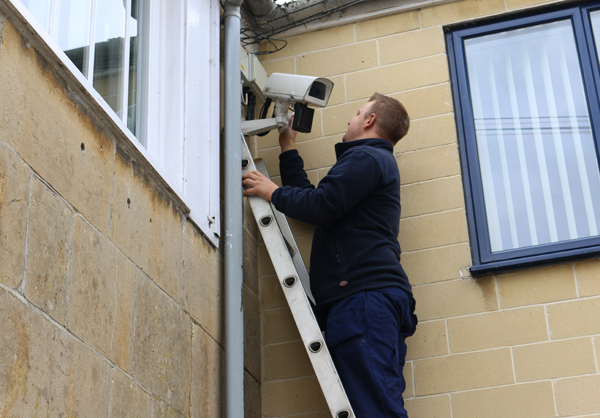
[465,19,600,253]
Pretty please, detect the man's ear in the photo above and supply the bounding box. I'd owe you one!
[364,113,377,128]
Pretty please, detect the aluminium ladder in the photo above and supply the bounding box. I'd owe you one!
[241,134,354,418]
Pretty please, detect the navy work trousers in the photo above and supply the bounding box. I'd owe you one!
[325,287,417,418]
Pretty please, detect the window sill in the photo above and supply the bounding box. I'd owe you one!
[470,245,600,277]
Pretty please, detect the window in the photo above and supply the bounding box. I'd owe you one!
[15,0,221,244]
[448,2,600,273]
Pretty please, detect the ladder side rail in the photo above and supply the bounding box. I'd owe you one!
[242,137,354,418]
[254,160,315,305]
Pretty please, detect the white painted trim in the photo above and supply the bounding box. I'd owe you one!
[8,0,220,246]
[2,0,221,246]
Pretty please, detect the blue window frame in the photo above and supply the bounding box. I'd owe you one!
[448,2,600,274]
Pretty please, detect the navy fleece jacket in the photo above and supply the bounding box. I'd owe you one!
[271,138,415,325]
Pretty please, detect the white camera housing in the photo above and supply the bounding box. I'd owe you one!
[242,72,334,136]
[263,73,334,108]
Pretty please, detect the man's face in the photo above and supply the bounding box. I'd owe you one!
[343,101,373,142]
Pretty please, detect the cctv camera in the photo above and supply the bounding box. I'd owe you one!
[241,73,334,136]
[263,73,334,108]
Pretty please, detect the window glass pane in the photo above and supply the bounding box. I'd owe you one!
[465,20,600,253]
[20,0,51,32]
[128,0,139,135]
[591,10,600,60]
[93,0,126,117]
[54,0,92,76]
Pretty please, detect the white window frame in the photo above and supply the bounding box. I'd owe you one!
[11,0,221,245]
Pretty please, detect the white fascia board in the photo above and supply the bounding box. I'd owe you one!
[0,0,193,221]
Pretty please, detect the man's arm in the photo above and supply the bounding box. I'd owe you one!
[272,149,382,227]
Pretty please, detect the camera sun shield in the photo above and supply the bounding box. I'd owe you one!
[292,103,314,133]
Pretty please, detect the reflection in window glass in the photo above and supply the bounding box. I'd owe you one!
[465,20,600,252]
[93,0,126,117]
[20,0,51,32]
[54,0,92,76]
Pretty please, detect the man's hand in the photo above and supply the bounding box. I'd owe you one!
[242,170,279,202]
[279,115,297,152]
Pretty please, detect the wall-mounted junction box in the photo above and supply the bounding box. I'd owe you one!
[240,48,268,103]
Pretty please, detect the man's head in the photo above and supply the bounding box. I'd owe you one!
[342,93,410,145]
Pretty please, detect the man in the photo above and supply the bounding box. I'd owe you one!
[242,93,417,418]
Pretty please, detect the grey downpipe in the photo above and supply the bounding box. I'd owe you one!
[223,0,245,417]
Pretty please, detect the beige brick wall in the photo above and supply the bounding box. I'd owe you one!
[0,12,261,418]
[256,0,600,417]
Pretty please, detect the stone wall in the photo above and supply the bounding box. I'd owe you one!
[0,7,261,418]
[257,0,600,417]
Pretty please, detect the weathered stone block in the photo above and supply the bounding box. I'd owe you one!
[24,177,72,324]
[575,258,600,297]
[506,0,556,10]
[414,349,514,395]
[243,231,259,294]
[391,84,453,120]
[379,27,446,65]
[554,374,600,416]
[110,152,183,300]
[497,263,577,308]
[401,243,472,286]
[347,55,450,102]
[452,382,555,418]
[297,41,378,77]
[244,284,261,380]
[259,242,276,277]
[513,338,596,382]
[421,0,506,27]
[68,215,117,358]
[405,394,452,418]
[0,287,110,417]
[404,360,414,398]
[245,371,261,418]
[134,275,192,412]
[355,10,420,41]
[110,254,137,373]
[0,141,29,288]
[263,308,302,345]
[260,275,287,311]
[152,398,186,418]
[191,323,224,418]
[412,277,498,321]
[264,340,313,381]
[399,209,469,253]
[397,143,461,185]
[401,175,464,218]
[259,24,355,61]
[0,20,114,234]
[260,57,296,77]
[406,319,448,360]
[263,376,327,417]
[447,306,548,353]
[397,113,458,154]
[181,220,223,343]
[547,296,600,339]
[109,367,152,418]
